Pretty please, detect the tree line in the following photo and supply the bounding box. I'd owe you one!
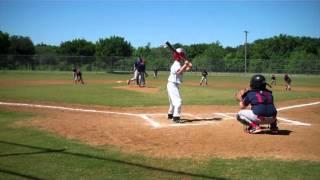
[0,30,319,73]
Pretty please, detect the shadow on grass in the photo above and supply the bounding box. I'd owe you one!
[0,140,225,180]
[107,71,131,74]
[180,117,222,123]
[0,168,45,180]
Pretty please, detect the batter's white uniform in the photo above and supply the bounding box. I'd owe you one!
[167,61,183,117]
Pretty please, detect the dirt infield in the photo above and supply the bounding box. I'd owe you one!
[113,85,160,93]
[3,98,320,161]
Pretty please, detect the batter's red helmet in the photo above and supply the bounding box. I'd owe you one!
[173,48,186,61]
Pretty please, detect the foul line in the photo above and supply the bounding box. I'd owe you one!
[277,117,311,126]
[0,101,318,128]
[0,102,140,117]
[214,113,234,119]
[277,101,320,111]
[140,115,161,128]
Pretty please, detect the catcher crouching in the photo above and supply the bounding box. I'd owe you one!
[235,74,279,134]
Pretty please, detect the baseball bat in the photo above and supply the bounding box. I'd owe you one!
[165,41,177,53]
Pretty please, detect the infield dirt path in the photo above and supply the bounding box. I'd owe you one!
[4,98,319,161]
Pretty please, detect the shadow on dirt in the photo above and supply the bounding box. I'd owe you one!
[179,117,222,123]
[263,130,293,136]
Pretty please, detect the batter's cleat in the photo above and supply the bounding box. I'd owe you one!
[249,126,262,134]
[270,122,279,133]
[167,114,173,119]
[127,80,130,85]
[173,116,180,123]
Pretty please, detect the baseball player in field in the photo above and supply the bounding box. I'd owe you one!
[236,74,278,134]
[127,57,142,85]
[137,58,146,87]
[72,67,77,81]
[75,68,84,84]
[271,74,276,85]
[167,47,191,123]
[200,69,208,85]
[284,73,292,91]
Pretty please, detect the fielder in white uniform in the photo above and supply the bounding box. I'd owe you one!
[167,48,191,123]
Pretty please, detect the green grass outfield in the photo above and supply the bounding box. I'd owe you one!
[0,71,319,106]
[0,71,320,179]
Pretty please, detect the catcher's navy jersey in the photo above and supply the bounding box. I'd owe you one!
[243,90,277,117]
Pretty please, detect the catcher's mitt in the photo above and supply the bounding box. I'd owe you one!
[235,88,248,102]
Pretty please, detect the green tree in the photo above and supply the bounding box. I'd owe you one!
[6,35,35,69]
[0,31,10,54]
[146,46,172,70]
[8,35,35,55]
[58,39,95,56]
[57,39,96,68]
[35,43,59,69]
[133,43,151,57]
[193,42,225,71]
[95,36,133,57]
[35,43,58,55]
[185,43,210,59]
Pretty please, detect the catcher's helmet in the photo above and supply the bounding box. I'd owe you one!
[250,74,267,90]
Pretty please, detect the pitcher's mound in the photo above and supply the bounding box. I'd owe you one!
[114,85,159,93]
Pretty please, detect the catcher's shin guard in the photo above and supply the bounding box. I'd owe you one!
[236,114,250,126]
[236,114,251,133]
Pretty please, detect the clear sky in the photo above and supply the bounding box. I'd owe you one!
[0,0,319,48]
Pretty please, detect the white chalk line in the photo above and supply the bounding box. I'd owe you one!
[277,101,320,111]
[277,117,311,126]
[214,113,234,119]
[215,112,311,126]
[0,102,140,117]
[0,101,318,128]
[0,102,209,128]
[140,115,161,128]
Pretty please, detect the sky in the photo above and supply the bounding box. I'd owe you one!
[0,0,320,48]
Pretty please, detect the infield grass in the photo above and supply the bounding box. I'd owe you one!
[0,71,319,106]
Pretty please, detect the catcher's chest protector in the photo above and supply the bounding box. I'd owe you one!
[249,90,273,105]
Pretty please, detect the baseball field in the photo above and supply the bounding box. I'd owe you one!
[0,71,320,179]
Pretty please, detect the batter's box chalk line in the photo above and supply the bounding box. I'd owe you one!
[0,101,318,128]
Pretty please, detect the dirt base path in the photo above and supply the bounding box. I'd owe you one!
[2,99,319,161]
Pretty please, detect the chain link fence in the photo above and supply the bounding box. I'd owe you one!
[0,55,319,74]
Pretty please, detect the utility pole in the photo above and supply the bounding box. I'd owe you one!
[244,30,248,73]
